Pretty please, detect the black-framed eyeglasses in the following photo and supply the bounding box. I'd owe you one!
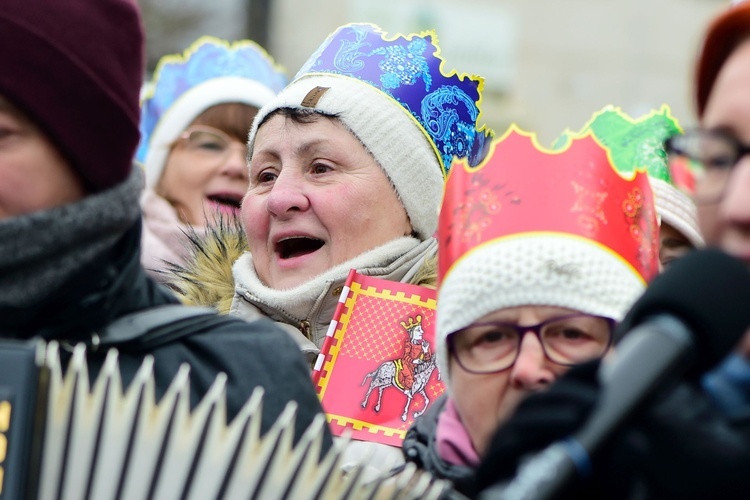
[665,129,750,204]
[447,314,614,375]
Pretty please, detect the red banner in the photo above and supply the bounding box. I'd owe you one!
[313,271,445,446]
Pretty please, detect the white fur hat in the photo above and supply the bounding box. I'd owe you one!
[247,24,492,241]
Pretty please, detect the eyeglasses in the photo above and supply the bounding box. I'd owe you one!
[665,129,750,204]
[447,314,614,375]
[177,126,247,165]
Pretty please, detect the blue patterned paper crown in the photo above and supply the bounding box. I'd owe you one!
[137,36,287,164]
[295,23,492,175]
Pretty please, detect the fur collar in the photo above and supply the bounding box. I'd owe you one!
[166,216,246,313]
[166,217,437,314]
[232,236,426,322]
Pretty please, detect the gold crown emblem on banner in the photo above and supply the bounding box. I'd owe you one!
[400,315,423,331]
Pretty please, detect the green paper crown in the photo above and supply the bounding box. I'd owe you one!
[552,105,684,184]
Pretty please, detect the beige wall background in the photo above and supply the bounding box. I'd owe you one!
[265,0,727,144]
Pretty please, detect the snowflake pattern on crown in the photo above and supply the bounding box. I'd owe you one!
[137,36,287,163]
[295,23,492,175]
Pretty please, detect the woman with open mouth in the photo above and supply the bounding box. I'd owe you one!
[137,36,286,283]
[168,23,492,476]
[171,23,492,359]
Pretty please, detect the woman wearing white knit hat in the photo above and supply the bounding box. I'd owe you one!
[137,36,286,282]
[171,23,491,352]
[169,23,491,476]
[402,126,660,495]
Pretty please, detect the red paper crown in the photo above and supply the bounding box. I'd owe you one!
[439,126,659,284]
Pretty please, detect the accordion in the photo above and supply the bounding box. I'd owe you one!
[0,340,451,499]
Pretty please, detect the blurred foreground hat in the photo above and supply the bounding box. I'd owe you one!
[0,0,143,192]
[138,36,287,188]
[555,105,704,248]
[436,127,659,374]
[247,23,493,240]
[696,0,750,118]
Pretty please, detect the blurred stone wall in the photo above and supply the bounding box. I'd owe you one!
[138,0,249,71]
[264,0,727,142]
[137,0,727,140]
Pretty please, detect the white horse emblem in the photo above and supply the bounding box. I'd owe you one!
[360,315,441,421]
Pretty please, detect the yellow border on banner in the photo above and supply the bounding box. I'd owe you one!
[316,280,437,402]
[327,415,407,439]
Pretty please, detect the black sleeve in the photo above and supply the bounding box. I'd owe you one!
[475,367,750,500]
[617,382,750,500]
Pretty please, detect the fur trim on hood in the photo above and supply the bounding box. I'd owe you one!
[412,254,437,289]
[166,215,438,313]
[165,215,246,313]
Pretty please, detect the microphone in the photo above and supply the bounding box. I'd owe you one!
[480,249,750,500]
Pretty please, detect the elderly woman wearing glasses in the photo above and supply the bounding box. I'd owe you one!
[137,37,286,281]
[401,127,659,495]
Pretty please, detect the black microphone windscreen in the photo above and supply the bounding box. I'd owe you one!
[615,248,750,374]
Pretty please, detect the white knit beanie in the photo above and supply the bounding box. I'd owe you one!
[651,178,704,248]
[247,23,492,241]
[436,236,650,380]
[137,36,287,188]
[436,128,659,379]
[437,234,646,375]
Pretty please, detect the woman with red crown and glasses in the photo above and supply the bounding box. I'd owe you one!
[407,118,750,497]
[137,37,287,283]
[430,0,750,489]
[402,126,660,496]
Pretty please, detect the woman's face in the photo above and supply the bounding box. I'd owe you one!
[0,96,85,220]
[448,305,611,457]
[659,222,694,271]
[243,113,412,290]
[157,123,249,227]
[700,39,750,265]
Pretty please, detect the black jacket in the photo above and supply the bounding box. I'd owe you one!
[473,381,750,500]
[405,385,750,499]
[0,222,331,450]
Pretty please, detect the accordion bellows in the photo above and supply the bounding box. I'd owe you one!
[30,343,448,500]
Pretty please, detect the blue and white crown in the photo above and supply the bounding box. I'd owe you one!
[137,36,287,166]
[296,23,492,175]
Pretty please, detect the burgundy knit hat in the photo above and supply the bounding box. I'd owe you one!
[0,0,144,192]
[695,1,750,119]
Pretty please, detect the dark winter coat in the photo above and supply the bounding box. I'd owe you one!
[404,384,750,500]
[0,221,331,450]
